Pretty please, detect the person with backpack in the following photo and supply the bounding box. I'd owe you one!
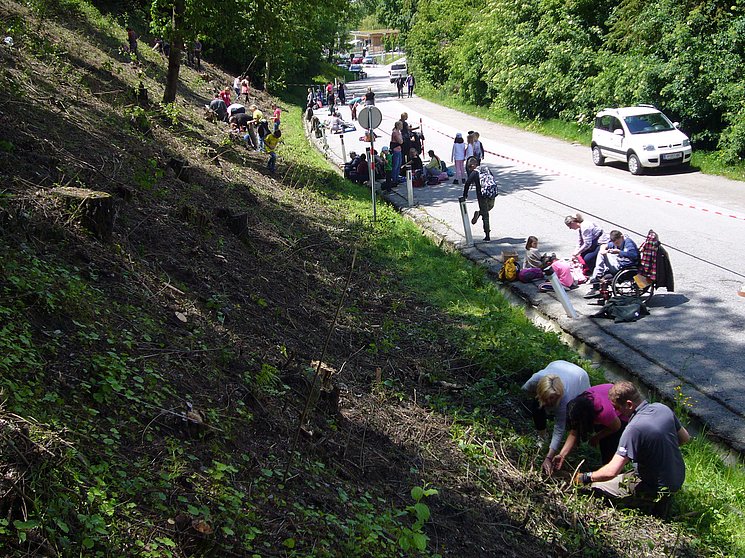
[461,157,498,242]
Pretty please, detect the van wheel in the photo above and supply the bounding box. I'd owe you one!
[592,145,605,166]
[628,153,643,175]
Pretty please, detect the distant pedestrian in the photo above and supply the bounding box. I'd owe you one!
[126,27,139,60]
[396,76,405,99]
[232,77,241,98]
[337,82,346,105]
[390,121,404,184]
[271,103,281,132]
[241,78,250,103]
[326,82,334,105]
[451,132,466,184]
[472,131,485,163]
[406,73,415,98]
[193,39,202,69]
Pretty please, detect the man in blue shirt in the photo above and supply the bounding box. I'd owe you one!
[586,230,639,295]
[574,381,690,517]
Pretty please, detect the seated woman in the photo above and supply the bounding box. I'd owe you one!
[402,148,423,177]
[423,150,442,179]
[551,384,628,470]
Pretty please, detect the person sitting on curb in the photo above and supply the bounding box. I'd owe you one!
[423,150,442,180]
[586,230,640,297]
[574,381,689,518]
[522,360,591,476]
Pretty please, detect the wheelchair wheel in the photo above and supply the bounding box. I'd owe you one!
[611,268,655,302]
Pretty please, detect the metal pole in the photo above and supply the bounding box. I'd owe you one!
[367,117,376,223]
[406,169,414,207]
[419,117,424,153]
[545,267,578,319]
[458,198,473,247]
[340,133,346,165]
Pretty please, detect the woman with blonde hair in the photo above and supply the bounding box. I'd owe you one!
[522,360,590,475]
[564,213,606,274]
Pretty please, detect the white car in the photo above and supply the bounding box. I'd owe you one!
[591,106,692,175]
[389,62,407,83]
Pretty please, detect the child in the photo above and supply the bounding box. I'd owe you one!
[241,78,250,103]
[271,103,281,132]
[381,146,393,191]
[451,132,466,184]
[264,130,282,173]
[524,236,549,269]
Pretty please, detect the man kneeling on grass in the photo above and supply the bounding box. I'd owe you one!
[574,381,690,518]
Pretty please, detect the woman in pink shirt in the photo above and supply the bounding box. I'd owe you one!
[271,103,281,132]
[552,383,628,470]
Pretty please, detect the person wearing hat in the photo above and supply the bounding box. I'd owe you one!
[451,133,466,184]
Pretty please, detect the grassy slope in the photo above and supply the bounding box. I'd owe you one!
[0,1,742,557]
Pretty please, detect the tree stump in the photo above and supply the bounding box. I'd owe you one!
[51,187,117,241]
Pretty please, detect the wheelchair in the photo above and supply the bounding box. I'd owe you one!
[602,229,668,302]
[610,267,655,301]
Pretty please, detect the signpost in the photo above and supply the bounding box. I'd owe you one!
[358,106,383,223]
[458,197,473,247]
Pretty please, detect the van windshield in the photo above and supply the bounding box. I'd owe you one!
[392,64,406,70]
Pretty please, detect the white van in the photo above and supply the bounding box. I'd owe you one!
[389,62,407,83]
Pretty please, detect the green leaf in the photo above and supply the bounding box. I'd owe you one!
[82,537,95,549]
[410,486,424,501]
[13,520,39,530]
[412,532,429,551]
[413,502,430,523]
[282,537,295,549]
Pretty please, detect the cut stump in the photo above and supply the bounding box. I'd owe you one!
[51,186,117,241]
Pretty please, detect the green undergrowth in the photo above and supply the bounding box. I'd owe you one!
[416,83,745,183]
[280,100,745,556]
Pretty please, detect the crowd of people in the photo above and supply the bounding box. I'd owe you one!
[523,361,689,518]
[205,79,283,174]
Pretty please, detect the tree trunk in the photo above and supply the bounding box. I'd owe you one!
[163,0,186,104]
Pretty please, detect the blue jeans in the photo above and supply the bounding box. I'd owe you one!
[267,152,277,173]
[391,150,403,184]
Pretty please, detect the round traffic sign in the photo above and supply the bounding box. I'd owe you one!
[358,106,382,130]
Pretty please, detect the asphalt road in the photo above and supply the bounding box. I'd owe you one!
[318,62,745,451]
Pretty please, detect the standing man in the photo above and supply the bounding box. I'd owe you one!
[193,39,202,70]
[462,157,497,242]
[264,130,282,174]
[396,76,405,99]
[574,381,690,518]
[126,27,139,60]
[364,87,375,106]
[406,73,416,98]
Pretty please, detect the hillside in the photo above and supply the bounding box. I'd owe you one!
[0,1,723,557]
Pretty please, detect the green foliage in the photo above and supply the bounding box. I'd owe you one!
[407,0,745,158]
[398,485,439,553]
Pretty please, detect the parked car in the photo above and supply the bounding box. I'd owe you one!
[389,62,407,83]
[591,106,692,175]
[348,64,366,78]
[362,56,375,65]
[351,55,363,64]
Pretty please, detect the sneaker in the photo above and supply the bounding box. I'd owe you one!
[452,179,459,185]
[471,211,480,224]
[483,234,490,242]
[583,290,602,299]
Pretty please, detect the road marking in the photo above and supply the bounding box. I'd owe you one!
[429,128,745,222]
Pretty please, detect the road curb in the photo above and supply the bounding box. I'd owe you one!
[304,111,745,454]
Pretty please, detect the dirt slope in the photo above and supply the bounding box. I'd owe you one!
[0,1,705,556]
